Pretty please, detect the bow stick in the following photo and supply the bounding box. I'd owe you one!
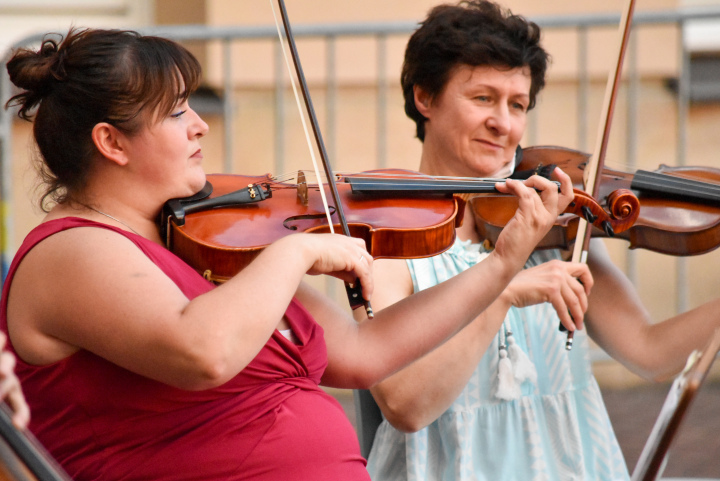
[271,0,373,318]
[565,0,637,350]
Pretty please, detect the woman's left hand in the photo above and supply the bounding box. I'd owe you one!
[492,167,574,267]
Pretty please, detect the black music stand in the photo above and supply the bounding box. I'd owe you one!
[630,329,720,481]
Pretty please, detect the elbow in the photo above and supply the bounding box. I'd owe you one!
[177,360,230,391]
[373,392,430,433]
[195,357,234,389]
[382,405,428,433]
[176,347,238,391]
[149,318,254,390]
[643,367,677,384]
[618,357,679,385]
[389,417,426,434]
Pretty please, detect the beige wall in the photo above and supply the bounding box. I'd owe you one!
[155,0,685,87]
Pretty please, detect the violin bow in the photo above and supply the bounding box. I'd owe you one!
[565,0,636,350]
[271,0,374,317]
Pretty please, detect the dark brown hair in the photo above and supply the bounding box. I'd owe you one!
[5,28,202,209]
[402,0,549,141]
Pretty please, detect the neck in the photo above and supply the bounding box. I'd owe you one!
[417,138,449,178]
[84,204,141,235]
[416,152,482,245]
[48,199,163,244]
[456,202,481,244]
[80,169,165,243]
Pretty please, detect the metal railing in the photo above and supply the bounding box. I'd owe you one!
[3,6,720,321]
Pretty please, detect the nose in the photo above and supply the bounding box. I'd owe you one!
[486,104,511,136]
[189,108,210,139]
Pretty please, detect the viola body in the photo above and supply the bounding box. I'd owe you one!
[473,145,720,256]
[166,172,465,281]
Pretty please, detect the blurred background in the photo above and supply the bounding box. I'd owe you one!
[1,0,720,477]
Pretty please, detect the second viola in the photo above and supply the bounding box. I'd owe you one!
[484,145,720,256]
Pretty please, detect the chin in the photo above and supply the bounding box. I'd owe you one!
[188,172,208,194]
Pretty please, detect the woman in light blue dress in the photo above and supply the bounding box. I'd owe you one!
[367,241,627,481]
[362,2,720,480]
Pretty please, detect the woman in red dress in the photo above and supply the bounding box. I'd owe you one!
[1,27,574,480]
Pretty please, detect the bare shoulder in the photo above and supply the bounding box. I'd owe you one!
[13,225,158,290]
[7,225,187,365]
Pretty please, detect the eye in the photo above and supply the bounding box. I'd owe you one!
[511,102,527,112]
[171,110,187,119]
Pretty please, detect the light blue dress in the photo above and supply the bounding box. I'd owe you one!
[366,238,630,481]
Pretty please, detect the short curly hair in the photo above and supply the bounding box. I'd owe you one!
[402,0,549,141]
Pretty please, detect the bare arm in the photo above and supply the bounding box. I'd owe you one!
[352,169,587,431]
[305,248,518,391]
[8,172,571,395]
[586,239,720,381]
[311,174,578,393]
[355,259,511,432]
[8,230,372,391]
[361,256,592,432]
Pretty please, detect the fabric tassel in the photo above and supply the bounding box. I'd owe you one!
[507,332,537,385]
[495,345,520,400]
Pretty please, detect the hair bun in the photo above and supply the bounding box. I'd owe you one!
[6,36,67,94]
[5,35,67,119]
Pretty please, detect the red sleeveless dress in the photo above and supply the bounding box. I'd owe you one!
[0,218,368,481]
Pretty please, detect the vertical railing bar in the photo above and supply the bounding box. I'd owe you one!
[274,39,286,175]
[377,33,388,168]
[326,35,337,169]
[577,25,589,152]
[0,65,13,284]
[222,40,234,173]
[676,20,690,314]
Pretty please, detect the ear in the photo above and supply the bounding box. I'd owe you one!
[413,85,433,118]
[91,122,129,166]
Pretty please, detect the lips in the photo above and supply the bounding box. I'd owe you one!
[475,139,504,150]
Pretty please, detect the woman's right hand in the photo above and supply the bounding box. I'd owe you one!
[295,233,374,302]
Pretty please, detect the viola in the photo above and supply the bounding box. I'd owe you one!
[161,169,639,283]
[472,145,720,256]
